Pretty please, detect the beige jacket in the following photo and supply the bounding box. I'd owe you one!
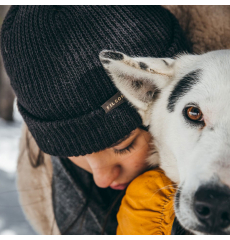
[17,124,60,234]
[16,6,230,234]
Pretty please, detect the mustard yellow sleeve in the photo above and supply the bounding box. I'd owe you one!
[116,168,176,235]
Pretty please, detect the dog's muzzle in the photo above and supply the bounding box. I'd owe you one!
[193,184,230,234]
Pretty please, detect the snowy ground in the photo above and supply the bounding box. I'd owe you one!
[0,103,36,235]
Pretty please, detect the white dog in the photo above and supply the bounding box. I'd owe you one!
[99,49,230,235]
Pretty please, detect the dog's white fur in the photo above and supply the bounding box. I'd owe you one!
[100,49,230,234]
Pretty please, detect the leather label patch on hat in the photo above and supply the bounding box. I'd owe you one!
[101,92,126,113]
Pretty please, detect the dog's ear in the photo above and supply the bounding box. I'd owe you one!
[99,50,176,125]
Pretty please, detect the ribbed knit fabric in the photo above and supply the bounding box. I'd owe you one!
[1,6,190,156]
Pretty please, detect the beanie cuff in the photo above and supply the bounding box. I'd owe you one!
[18,101,142,157]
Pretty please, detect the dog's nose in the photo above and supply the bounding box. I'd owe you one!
[193,185,230,230]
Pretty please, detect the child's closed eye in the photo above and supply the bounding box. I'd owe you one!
[114,141,135,155]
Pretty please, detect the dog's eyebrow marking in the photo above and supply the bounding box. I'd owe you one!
[167,69,202,112]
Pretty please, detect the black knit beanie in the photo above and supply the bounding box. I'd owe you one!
[1,6,190,157]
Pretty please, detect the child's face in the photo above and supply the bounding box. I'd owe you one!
[69,128,152,190]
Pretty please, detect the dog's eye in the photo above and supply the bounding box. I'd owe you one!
[186,106,203,122]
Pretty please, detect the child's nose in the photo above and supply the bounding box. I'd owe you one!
[92,164,121,188]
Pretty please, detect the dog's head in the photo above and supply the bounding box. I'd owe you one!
[100,50,230,234]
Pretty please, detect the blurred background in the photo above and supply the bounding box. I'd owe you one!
[0,6,36,235]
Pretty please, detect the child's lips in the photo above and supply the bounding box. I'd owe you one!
[110,182,129,190]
